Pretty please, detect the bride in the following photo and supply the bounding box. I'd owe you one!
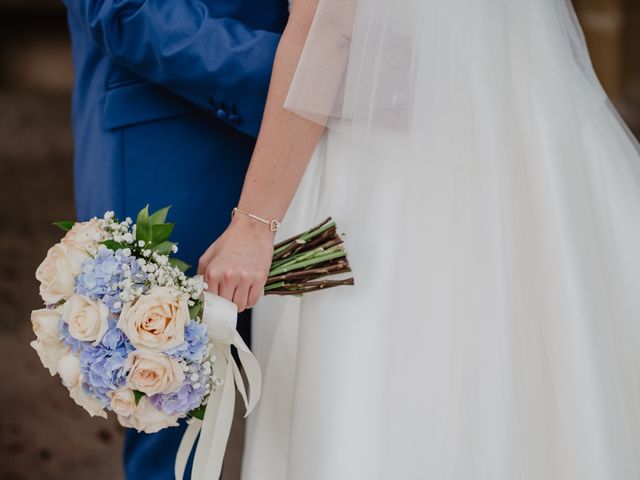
[198,0,640,478]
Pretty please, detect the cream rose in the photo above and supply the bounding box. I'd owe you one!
[109,388,136,417]
[36,243,87,304]
[125,350,184,396]
[57,350,81,387]
[61,219,102,255]
[68,383,107,418]
[63,294,109,345]
[118,396,180,433]
[30,340,68,376]
[117,286,190,351]
[31,307,63,343]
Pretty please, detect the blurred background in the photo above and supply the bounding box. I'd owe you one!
[0,1,638,479]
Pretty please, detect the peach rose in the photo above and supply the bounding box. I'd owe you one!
[36,243,87,304]
[30,339,68,376]
[109,388,136,418]
[125,350,184,396]
[118,396,180,433]
[61,219,103,255]
[57,349,82,387]
[31,307,63,343]
[63,295,109,345]
[68,383,107,418]
[117,286,190,351]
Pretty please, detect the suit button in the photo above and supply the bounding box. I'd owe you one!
[216,108,228,120]
[228,114,242,125]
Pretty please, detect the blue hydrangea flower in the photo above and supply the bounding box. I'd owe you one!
[100,320,135,353]
[148,322,211,415]
[149,364,209,416]
[75,246,145,313]
[60,321,86,354]
[79,320,134,406]
[166,321,210,362]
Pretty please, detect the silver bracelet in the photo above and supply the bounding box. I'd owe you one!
[232,207,281,232]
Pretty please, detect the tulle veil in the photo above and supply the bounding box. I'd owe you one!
[286,0,605,129]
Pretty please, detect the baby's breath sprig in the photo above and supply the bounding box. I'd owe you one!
[91,206,204,306]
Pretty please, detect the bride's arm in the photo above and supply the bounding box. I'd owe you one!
[198,0,326,311]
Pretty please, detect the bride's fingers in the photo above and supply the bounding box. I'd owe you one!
[218,278,237,302]
[197,244,217,275]
[197,253,211,276]
[206,280,219,295]
[204,267,221,295]
[247,285,263,310]
[233,282,250,312]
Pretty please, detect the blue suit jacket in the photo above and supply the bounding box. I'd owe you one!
[63,1,288,478]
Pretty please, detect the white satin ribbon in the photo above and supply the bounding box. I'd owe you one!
[175,291,262,480]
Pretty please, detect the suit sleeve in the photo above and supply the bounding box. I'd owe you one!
[63,0,283,137]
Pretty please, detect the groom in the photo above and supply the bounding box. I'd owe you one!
[62,1,288,478]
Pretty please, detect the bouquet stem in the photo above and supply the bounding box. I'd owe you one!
[265,218,354,295]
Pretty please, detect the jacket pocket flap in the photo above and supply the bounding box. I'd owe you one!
[103,81,199,130]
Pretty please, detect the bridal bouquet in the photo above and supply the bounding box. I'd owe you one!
[30,206,352,434]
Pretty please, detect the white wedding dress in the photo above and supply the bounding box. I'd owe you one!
[242,0,640,478]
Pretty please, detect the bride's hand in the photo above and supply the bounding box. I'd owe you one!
[196,0,324,312]
[197,215,274,312]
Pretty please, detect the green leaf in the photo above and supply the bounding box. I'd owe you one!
[133,390,145,406]
[149,205,171,225]
[168,257,191,272]
[189,301,202,320]
[150,241,176,255]
[189,404,206,421]
[151,223,174,244]
[135,205,152,243]
[100,240,128,251]
[53,220,75,232]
